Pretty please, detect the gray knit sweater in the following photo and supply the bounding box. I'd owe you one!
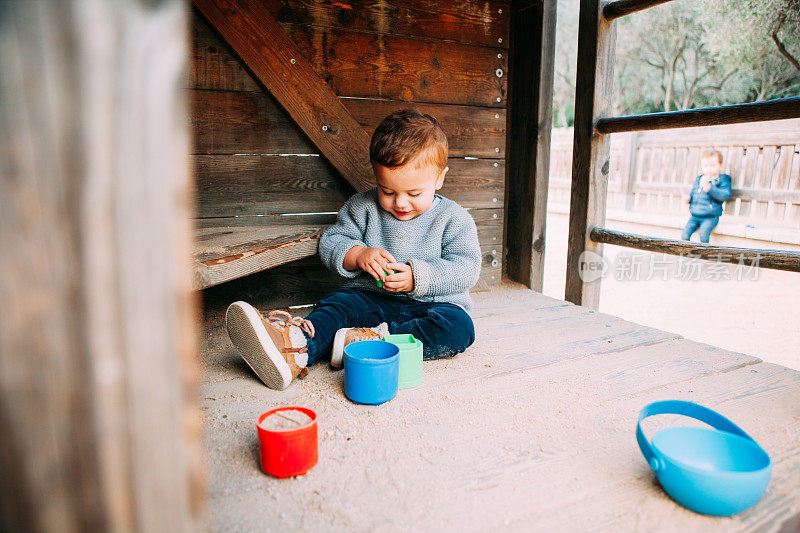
[318,189,482,313]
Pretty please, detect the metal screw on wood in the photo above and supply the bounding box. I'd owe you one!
[498,8,502,13]
[493,162,498,167]
[495,147,500,153]
[493,198,498,203]
[491,259,499,267]
[492,249,497,255]
[496,97,501,102]
[495,69,503,78]
[498,37,502,43]
[493,213,498,219]
[497,53,502,59]
[322,125,328,131]
[495,113,500,119]
[290,58,296,64]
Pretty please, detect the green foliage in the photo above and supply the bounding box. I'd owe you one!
[553,0,800,122]
[552,0,579,126]
[699,0,800,100]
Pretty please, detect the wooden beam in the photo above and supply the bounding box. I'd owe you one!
[590,227,800,272]
[0,1,200,530]
[193,0,375,193]
[596,97,800,134]
[504,0,557,291]
[602,0,673,20]
[565,0,617,309]
[193,227,324,289]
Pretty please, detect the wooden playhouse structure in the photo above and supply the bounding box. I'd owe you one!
[2,0,800,530]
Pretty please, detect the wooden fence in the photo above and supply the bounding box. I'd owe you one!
[549,119,800,228]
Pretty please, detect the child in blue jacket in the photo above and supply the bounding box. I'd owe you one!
[682,149,732,243]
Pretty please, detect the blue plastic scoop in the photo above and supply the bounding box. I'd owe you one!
[637,400,771,516]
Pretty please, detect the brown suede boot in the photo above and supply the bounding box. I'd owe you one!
[330,323,389,368]
[225,302,315,390]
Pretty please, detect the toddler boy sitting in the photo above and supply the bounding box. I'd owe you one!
[225,110,482,390]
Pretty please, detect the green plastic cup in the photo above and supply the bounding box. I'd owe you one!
[382,334,423,389]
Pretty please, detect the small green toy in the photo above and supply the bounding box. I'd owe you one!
[375,269,399,288]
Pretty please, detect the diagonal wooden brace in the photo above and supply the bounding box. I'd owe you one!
[193,0,375,192]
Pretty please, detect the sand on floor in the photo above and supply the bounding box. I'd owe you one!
[542,211,800,370]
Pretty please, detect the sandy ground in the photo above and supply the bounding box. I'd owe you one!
[198,214,800,530]
[541,212,800,371]
[199,286,800,531]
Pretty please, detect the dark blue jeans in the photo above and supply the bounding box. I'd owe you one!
[304,288,475,365]
[682,215,719,243]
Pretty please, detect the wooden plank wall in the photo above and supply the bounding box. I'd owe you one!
[190,0,510,304]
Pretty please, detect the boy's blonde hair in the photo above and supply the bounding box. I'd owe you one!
[701,149,723,164]
[369,110,448,171]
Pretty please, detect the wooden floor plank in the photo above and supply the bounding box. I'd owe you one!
[199,285,800,530]
[200,361,799,530]
[415,305,681,389]
[470,297,572,320]
[517,363,800,531]
[471,285,567,314]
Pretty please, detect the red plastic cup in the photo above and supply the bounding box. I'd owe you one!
[256,406,318,478]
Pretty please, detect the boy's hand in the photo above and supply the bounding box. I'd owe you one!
[351,247,396,282]
[382,262,414,293]
[701,176,713,192]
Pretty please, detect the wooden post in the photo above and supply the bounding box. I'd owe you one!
[0,1,201,531]
[504,0,558,291]
[565,0,617,308]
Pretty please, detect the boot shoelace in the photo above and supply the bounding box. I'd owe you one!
[349,328,380,343]
[266,310,315,338]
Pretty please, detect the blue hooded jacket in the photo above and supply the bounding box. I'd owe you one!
[688,174,732,217]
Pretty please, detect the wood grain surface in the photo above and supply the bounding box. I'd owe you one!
[565,0,617,309]
[193,0,375,192]
[597,97,800,134]
[504,0,557,291]
[192,206,504,290]
[262,0,510,48]
[590,227,800,272]
[282,23,507,107]
[0,1,199,531]
[198,285,800,530]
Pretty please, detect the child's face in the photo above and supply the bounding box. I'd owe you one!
[700,156,722,178]
[373,159,448,220]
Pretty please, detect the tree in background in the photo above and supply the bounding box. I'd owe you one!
[552,0,579,127]
[700,0,800,101]
[615,2,737,113]
[553,0,800,124]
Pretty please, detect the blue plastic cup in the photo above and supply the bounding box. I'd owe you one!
[344,340,400,405]
[637,400,772,516]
